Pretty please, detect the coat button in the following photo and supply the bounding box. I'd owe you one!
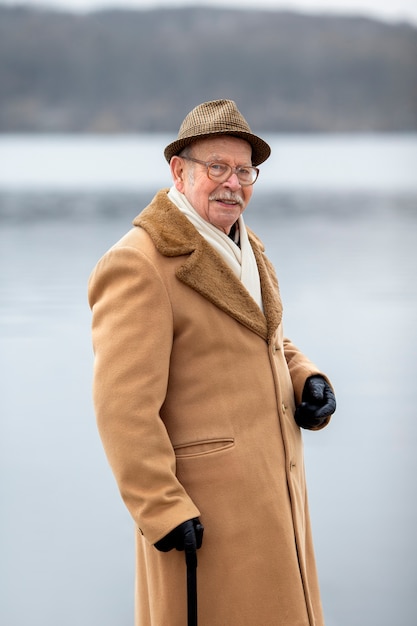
[281,402,286,413]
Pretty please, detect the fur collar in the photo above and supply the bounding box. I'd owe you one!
[134,189,282,341]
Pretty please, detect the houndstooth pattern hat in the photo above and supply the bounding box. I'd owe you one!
[164,100,271,166]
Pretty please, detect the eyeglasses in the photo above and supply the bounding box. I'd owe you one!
[181,156,259,186]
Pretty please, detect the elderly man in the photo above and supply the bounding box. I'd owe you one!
[88,100,336,626]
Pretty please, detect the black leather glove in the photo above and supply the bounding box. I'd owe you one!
[294,375,336,429]
[154,518,204,554]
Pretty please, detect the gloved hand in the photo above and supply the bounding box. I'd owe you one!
[154,518,204,554]
[294,375,336,429]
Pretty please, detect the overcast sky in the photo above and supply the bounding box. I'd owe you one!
[1,0,417,25]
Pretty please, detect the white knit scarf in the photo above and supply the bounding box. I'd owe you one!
[168,186,263,311]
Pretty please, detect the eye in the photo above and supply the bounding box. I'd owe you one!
[209,163,229,176]
[237,167,253,181]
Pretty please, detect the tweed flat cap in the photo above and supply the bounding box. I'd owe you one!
[164,99,271,166]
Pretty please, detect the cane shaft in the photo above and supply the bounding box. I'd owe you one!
[186,550,197,626]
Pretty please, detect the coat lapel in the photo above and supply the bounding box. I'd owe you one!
[134,190,282,341]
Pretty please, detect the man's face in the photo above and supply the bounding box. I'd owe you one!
[170,136,254,234]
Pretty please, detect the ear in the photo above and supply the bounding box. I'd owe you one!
[170,156,185,193]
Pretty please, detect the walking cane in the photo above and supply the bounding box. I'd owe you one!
[155,518,202,625]
[184,517,203,626]
[185,546,198,626]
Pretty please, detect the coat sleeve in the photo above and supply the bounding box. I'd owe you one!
[88,245,200,545]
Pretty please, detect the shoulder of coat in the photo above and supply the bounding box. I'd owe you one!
[132,189,200,257]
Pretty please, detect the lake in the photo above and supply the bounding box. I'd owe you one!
[0,134,416,625]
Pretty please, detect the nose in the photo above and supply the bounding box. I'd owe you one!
[224,171,242,190]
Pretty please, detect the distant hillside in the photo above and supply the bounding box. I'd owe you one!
[0,5,416,133]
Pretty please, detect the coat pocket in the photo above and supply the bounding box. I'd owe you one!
[174,437,234,458]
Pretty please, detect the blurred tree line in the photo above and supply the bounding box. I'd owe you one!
[0,5,416,133]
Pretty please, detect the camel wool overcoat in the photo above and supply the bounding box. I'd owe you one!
[88,189,332,626]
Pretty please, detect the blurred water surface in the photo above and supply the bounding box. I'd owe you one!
[0,135,416,626]
[1,133,416,192]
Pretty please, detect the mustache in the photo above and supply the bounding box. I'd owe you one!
[208,192,244,207]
